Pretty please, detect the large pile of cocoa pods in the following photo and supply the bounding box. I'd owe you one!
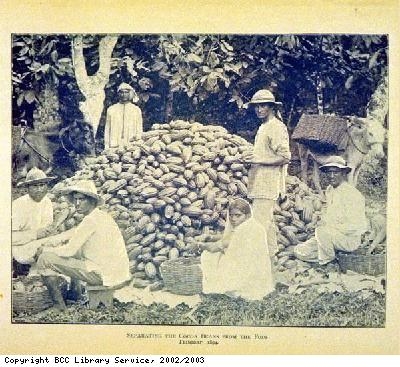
[47,120,324,287]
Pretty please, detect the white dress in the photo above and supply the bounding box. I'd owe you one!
[201,216,274,300]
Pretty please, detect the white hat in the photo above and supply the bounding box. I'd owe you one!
[16,167,56,187]
[62,180,104,206]
[117,83,134,92]
[319,156,352,173]
[248,89,282,105]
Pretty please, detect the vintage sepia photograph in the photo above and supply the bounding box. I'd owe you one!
[1,0,399,357]
[10,33,388,327]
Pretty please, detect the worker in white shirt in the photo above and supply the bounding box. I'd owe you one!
[244,90,291,257]
[104,83,143,149]
[294,156,368,265]
[12,167,55,275]
[35,180,130,311]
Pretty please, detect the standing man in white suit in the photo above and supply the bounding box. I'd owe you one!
[104,82,143,149]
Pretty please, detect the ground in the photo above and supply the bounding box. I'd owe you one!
[12,240,386,326]
[13,286,385,327]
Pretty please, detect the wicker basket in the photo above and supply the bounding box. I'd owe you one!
[337,252,386,276]
[12,276,68,315]
[160,257,203,296]
[292,114,348,152]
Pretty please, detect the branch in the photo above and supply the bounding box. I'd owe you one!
[72,35,89,95]
[72,35,118,95]
[97,35,119,84]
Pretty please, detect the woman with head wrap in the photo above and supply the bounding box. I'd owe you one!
[200,198,274,301]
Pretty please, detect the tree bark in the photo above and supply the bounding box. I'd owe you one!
[316,74,324,115]
[287,96,297,131]
[72,35,118,136]
[165,90,174,123]
[366,70,388,126]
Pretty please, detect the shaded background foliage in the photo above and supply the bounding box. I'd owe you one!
[12,34,388,134]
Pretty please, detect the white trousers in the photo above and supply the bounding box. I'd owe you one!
[294,225,361,264]
[251,198,278,256]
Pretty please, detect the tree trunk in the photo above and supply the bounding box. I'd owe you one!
[287,96,297,131]
[72,35,118,136]
[366,70,388,126]
[316,74,324,115]
[165,90,174,123]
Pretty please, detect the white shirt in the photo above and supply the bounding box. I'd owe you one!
[46,208,130,287]
[12,194,53,245]
[248,117,291,199]
[323,182,368,236]
[104,102,143,149]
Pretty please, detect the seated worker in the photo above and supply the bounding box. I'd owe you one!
[12,167,56,276]
[104,82,143,149]
[294,156,368,265]
[200,198,274,301]
[35,180,130,311]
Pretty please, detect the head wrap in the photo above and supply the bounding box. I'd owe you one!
[117,83,134,92]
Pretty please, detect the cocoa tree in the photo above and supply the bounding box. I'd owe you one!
[366,69,388,127]
[72,35,118,136]
[149,35,240,121]
[12,34,388,140]
[12,35,73,128]
[271,35,387,123]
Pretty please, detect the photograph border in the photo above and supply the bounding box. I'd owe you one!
[1,0,399,355]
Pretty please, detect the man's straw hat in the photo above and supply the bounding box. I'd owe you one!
[62,180,104,206]
[16,167,56,187]
[117,83,134,92]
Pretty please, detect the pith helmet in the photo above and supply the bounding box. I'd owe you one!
[319,156,352,174]
[249,89,282,105]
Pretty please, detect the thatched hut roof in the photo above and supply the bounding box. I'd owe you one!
[292,114,348,152]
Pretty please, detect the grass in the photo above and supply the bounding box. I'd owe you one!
[13,288,385,327]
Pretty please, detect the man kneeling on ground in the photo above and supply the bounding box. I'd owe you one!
[294,156,368,266]
[36,180,130,311]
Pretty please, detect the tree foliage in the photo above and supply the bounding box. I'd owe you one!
[12,34,388,137]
